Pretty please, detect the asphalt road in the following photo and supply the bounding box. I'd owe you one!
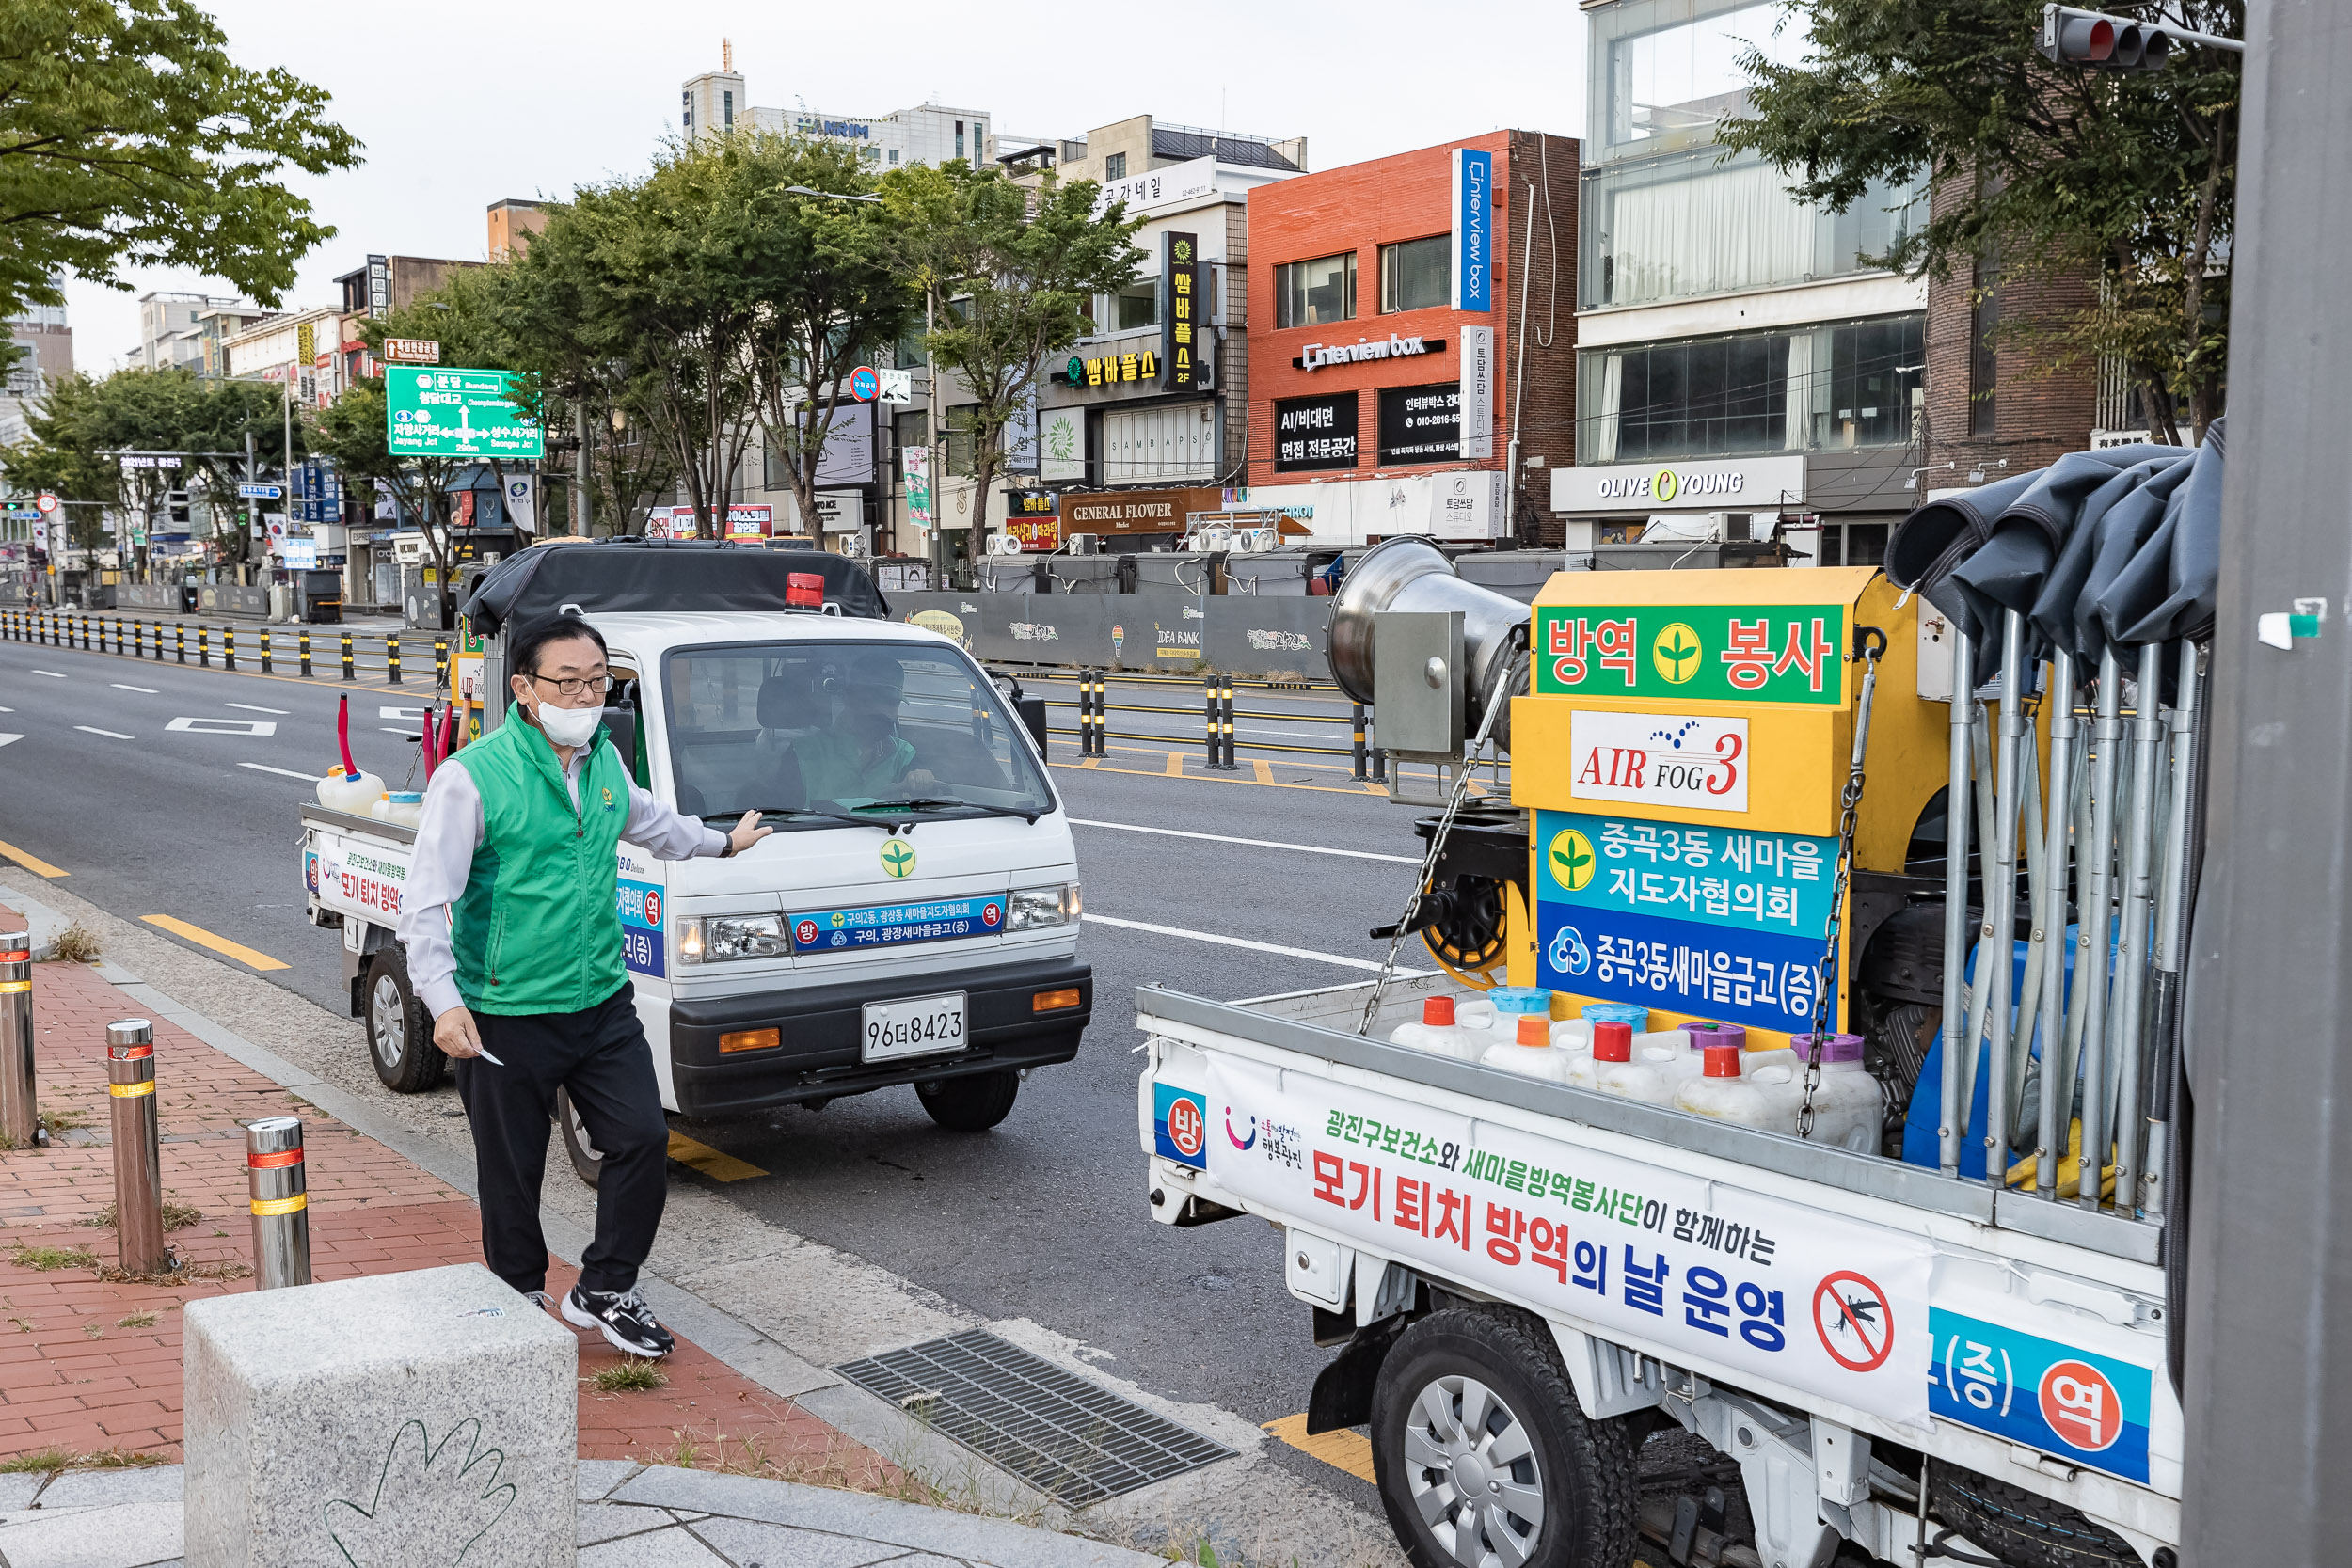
[0,628,1444,1512]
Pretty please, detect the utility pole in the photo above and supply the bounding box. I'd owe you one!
[573,403,592,536]
[2183,1,2352,1561]
[927,286,947,587]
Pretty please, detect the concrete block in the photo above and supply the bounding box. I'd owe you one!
[36,1466,183,1509]
[575,1458,641,1502]
[183,1263,574,1568]
[0,1499,183,1568]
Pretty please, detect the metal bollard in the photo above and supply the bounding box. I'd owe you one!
[1352,703,1370,780]
[260,626,272,673]
[299,627,312,677]
[435,636,449,691]
[341,629,354,681]
[245,1116,311,1290]
[224,625,236,671]
[105,1020,169,1275]
[387,633,402,686]
[1202,676,1219,768]
[112,617,123,655]
[1078,672,1093,754]
[0,938,32,1149]
[175,623,185,664]
[1220,678,1239,769]
[131,617,143,658]
[199,625,210,667]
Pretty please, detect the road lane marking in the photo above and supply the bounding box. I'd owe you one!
[111,684,159,694]
[225,702,288,714]
[1084,913,1424,974]
[0,838,66,878]
[167,717,277,736]
[74,726,132,740]
[139,914,290,971]
[666,1132,766,1182]
[1164,752,1183,777]
[381,705,426,720]
[379,726,416,736]
[1263,1415,1376,1484]
[1068,818,1419,864]
[1251,759,1276,784]
[0,735,17,748]
[31,671,63,678]
[240,762,321,782]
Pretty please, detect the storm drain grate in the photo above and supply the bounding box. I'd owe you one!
[833,1328,1235,1505]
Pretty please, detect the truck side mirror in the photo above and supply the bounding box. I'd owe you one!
[602,680,640,782]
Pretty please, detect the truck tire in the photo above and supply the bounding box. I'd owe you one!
[1927,1461,2140,1568]
[1369,1307,1638,1568]
[915,1069,1020,1132]
[364,950,444,1095]
[553,1086,607,1188]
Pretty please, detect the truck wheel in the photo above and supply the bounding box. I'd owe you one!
[364,951,444,1094]
[1927,1461,2140,1568]
[1370,1307,1637,1568]
[554,1086,605,1189]
[915,1069,1020,1132]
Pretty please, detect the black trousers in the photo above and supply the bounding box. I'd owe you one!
[453,982,668,1297]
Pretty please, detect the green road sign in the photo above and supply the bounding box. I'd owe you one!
[386,368,543,459]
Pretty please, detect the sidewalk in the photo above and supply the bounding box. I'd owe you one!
[0,920,1159,1566]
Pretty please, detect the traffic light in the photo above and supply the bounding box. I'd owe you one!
[2039,5,2176,70]
[167,489,189,526]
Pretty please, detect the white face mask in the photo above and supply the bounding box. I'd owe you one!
[533,699,602,749]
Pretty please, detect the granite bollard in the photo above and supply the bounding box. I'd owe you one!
[183,1263,575,1568]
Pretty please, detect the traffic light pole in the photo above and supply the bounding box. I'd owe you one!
[2181,1,2352,1561]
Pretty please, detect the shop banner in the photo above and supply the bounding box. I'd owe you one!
[1163,231,1202,390]
[1534,603,1851,706]
[1201,1053,1932,1427]
[1460,325,1495,459]
[1377,382,1462,466]
[903,447,933,529]
[1274,392,1359,473]
[1040,410,1085,483]
[1451,149,1494,313]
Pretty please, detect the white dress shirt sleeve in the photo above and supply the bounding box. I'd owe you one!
[395,758,485,1021]
[621,776,730,860]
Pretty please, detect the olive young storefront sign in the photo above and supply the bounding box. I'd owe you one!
[1551,455,1807,515]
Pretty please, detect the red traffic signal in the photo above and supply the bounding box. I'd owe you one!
[2039,5,2178,70]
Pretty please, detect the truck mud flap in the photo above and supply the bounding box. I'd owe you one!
[1306,1312,1408,1436]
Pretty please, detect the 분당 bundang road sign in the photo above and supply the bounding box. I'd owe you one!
[387,368,544,459]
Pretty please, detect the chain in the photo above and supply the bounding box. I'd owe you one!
[1798,626,1886,1139]
[1359,630,1529,1036]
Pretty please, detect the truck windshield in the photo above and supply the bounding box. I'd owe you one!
[660,641,1055,828]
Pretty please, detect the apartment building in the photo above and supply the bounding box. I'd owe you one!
[682,57,992,172]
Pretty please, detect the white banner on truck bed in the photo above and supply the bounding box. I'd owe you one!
[1201,1055,1932,1428]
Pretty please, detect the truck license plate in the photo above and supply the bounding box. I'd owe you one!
[862,992,968,1063]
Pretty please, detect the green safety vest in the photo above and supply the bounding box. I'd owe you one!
[451,715,629,1016]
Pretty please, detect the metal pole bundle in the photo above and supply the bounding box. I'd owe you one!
[1937,626,1975,1177]
[105,1020,168,1276]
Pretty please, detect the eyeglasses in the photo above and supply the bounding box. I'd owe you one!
[530,673,612,698]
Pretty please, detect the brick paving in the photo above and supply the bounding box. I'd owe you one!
[0,914,892,1485]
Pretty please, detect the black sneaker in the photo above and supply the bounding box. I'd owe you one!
[524,1290,559,1316]
[562,1285,675,1358]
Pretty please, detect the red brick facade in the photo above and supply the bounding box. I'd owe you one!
[1245,130,1579,543]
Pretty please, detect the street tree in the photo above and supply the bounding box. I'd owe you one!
[0,0,362,320]
[740,136,916,547]
[1715,0,2240,445]
[882,162,1142,573]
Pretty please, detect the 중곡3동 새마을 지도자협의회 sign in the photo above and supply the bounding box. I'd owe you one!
[1534,603,1851,706]
[386,368,544,459]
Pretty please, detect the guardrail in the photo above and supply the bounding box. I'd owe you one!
[0,607,452,691]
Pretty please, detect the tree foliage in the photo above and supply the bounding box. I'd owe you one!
[881,161,1141,572]
[0,0,362,318]
[1716,0,2239,443]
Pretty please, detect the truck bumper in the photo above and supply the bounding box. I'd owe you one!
[668,955,1091,1118]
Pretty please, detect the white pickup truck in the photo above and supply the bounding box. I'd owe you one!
[302,540,1091,1180]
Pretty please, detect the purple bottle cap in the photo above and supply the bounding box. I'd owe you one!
[1791,1032,1867,1064]
[1686,1024,1746,1054]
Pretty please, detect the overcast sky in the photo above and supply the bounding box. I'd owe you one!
[60,0,1589,372]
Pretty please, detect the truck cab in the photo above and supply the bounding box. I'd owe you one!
[305,539,1090,1172]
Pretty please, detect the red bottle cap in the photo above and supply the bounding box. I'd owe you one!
[1703,1044,1744,1079]
[1518,1017,1549,1047]
[1593,1022,1632,1063]
[1423,996,1456,1026]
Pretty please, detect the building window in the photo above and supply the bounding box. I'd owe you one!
[1379,236,1453,314]
[1578,314,1925,464]
[888,148,898,165]
[944,405,977,475]
[1105,152,1127,181]
[1970,265,1999,437]
[1593,0,1811,161]
[763,436,788,491]
[723,90,733,130]
[1112,282,1158,332]
[1275,252,1357,329]
[955,120,964,160]
[892,410,929,476]
[682,90,691,131]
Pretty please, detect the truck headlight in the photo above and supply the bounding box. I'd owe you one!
[675,913,789,964]
[1008,882,1080,930]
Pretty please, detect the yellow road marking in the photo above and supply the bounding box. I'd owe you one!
[667,1131,766,1182]
[139,914,290,971]
[1252,759,1276,785]
[1080,757,1102,769]
[1263,1414,1376,1483]
[1051,759,1396,800]
[0,838,68,878]
[1164,751,1184,777]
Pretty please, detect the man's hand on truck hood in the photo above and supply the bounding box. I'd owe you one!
[723,810,773,857]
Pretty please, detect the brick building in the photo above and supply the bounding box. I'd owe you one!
[1231,129,1579,549]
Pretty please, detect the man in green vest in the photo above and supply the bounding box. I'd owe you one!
[396,613,769,1357]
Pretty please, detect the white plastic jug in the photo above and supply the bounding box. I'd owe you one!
[317,767,385,814]
[1564,1022,1632,1092]
[1674,1045,1800,1132]
[370,791,425,829]
[1483,1016,1575,1081]
[1784,1033,1882,1151]
[1549,1017,1595,1053]
[1390,996,1483,1062]
[1658,1023,1747,1085]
